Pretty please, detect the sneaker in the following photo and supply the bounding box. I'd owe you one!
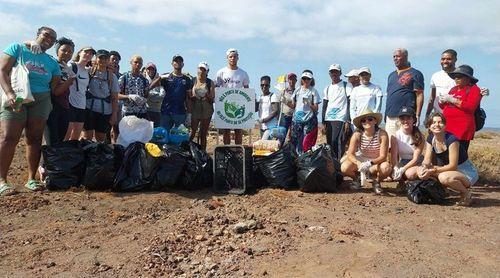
[24,179,45,192]
[0,182,17,196]
[458,191,472,206]
[373,181,384,195]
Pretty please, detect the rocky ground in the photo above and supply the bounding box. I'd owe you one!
[0,131,499,277]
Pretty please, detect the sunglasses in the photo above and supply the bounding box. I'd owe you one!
[260,84,270,87]
[361,117,375,123]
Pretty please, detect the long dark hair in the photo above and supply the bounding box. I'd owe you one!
[410,126,424,147]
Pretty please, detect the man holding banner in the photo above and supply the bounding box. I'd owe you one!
[215,48,250,145]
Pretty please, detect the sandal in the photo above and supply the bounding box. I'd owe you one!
[24,179,45,192]
[0,182,17,196]
[458,191,472,206]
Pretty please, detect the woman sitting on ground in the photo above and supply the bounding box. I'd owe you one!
[413,112,477,206]
[390,106,425,190]
[341,109,391,195]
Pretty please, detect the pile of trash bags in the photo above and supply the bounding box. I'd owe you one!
[41,140,212,192]
[253,143,343,192]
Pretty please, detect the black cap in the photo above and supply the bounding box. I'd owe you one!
[172,54,183,62]
[96,49,110,57]
[109,50,121,60]
[398,106,416,117]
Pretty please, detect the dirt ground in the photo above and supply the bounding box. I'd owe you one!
[1,131,499,277]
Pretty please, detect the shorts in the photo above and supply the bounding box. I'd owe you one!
[84,110,111,133]
[457,159,479,185]
[68,104,87,123]
[0,92,52,121]
[399,156,424,167]
[384,116,400,142]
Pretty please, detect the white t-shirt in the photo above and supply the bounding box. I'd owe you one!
[349,83,383,120]
[395,129,416,160]
[68,62,90,109]
[323,80,350,122]
[293,87,321,122]
[216,66,250,88]
[259,93,279,130]
[430,70,455,113]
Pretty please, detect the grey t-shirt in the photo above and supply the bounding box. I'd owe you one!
[86,70,119,115]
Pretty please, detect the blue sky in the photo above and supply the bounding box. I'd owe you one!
[1,0,499,127]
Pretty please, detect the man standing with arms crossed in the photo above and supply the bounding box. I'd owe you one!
[385,48,424,139]
[216,48,250,145]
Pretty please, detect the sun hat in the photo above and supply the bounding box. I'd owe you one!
[353,108,383,129]
[344,69,359,77]
[448,64,478,84]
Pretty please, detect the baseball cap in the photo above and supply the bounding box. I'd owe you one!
[287,72,297,79]
[344,69,359,77]
[301,71,313,79]
[328,64,341,71]
[358,67,371,74]
[198,61,209,71]
[146,62,157,70]
[226,48,238,56]
[172,54,183,62]
[398,106,416,117]
[81,46,96,55]
[96,49,110,57]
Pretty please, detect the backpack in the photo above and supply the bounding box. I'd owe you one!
[70,62,80,92]
[465,87,486,131]
[406,179,446,204]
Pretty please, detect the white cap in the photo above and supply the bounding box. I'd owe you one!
[198,61,209,71]
[301,71,313,79]
[344,69,359,77]
[358,67,371,74]
[226,48,238,56]
[328,64,341,71]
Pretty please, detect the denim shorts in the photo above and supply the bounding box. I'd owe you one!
[457,159,479,185]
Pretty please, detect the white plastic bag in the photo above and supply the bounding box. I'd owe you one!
[116,115,154,148]
[1,44,34,107]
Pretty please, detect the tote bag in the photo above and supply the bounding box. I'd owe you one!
[1,44,34,107]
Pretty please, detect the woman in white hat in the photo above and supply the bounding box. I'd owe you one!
[341,108,391,194]
[290,70,321,154]
[189,61,215,150]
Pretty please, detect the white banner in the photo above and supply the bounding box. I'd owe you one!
[214,88,255,129]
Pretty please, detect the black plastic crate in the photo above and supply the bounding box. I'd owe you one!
[213,145,253,194]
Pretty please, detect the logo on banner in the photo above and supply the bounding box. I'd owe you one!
[214,88,255,129]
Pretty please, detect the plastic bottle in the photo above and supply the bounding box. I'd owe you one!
[14,97,23,112]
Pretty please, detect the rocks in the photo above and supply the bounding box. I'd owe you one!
[233,220,263,234]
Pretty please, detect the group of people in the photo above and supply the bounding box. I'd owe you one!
[0,27,489,206]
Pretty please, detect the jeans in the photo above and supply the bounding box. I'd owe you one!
[161,114,186,131]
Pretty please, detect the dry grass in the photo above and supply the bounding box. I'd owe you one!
[469,132,500,184]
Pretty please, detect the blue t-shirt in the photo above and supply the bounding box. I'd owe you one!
[160,74,192,115]
[427,132,468,166]
[3,43,61,93]
[385,67,424,117]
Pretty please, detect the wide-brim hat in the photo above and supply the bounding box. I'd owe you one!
[353,108,382,129]
[448,64,478,84]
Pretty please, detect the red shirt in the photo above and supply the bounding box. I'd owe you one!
[440,84,481,140]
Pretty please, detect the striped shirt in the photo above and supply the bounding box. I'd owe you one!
[359,129,381,159]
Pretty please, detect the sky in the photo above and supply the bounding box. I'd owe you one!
[1,0,499,127]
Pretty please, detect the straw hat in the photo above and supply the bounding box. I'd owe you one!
[353,108,382,129]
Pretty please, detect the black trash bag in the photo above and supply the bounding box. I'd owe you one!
[174,141,213,190]
[82,143,123,190]
[407,179,446,204]
[296,144,340,192]
[42,140,85,190]
[113,142,158,192]
[254,143,297,189]
[252,164,269,189]
[152,144,189,191]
